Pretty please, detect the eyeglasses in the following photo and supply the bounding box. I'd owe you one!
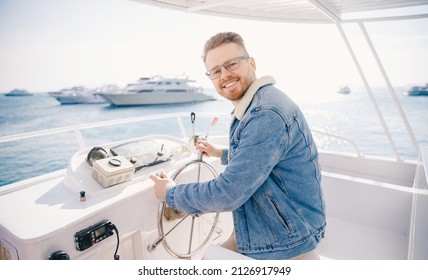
[205,55,250,80]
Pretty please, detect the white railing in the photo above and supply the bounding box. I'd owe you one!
[1,111,371,188]
[1,111,363,154]
[0,112,231,187]
[408,145,428,259]
[0,113,193,148]
[311,129,362,157]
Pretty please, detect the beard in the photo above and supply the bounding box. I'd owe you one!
[218,72,255,101]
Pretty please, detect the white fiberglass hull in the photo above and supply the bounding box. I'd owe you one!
[0,134,233,260]
[100,92,216,106]
[1,127,427,260]
[51,94,106,104]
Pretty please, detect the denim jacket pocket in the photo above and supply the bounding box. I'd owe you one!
[265,193,293,237]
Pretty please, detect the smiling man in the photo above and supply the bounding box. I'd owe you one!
[150,32,326,260]
[204,40,256,101]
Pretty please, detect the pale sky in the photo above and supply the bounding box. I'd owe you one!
[1,0,427,101]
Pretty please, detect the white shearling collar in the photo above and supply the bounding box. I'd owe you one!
[232,75,276,120]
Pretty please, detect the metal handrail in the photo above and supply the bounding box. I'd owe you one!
[0,112,228,148]
[1,112,363,159]
[358,22,420,155]
[311,129,362,157]
[336,22,401,162]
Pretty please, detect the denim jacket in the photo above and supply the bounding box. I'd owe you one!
[166,76,326,259]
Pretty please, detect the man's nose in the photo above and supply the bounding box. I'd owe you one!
[219,65,232,79]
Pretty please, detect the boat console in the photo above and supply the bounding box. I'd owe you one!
[0,134,232,260]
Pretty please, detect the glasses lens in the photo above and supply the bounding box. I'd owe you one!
[206,56,248,80]
[225,57,241,72]
[207,67,221,80]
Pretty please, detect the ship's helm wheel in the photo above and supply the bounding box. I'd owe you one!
[147,156,221,259]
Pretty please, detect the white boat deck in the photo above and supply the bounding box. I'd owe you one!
[317,217,408,260]
[1,126,427,260]
[316,148,428,260]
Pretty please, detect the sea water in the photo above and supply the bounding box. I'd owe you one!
[1,88,427,187]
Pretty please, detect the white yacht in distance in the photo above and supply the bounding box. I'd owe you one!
[48,85,119,105]
[337,86,351,94]
[4,89,32,96]
[0,0,427,265]
[99,76,216,106]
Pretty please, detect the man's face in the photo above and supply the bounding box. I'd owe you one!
[205,43,256,101]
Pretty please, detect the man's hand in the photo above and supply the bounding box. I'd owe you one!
[195,140,222,158]
[149,171,175,201]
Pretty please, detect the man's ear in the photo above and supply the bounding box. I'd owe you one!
[249,57,256,71]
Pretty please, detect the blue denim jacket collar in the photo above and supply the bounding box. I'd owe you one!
[232,75,276,120]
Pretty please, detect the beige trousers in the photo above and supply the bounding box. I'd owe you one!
[219,231,319,260]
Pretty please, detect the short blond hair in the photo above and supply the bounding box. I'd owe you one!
[202,32,249,62]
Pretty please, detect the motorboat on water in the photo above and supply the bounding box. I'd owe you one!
[1,0,428,262]
[404,84,428,96]
[99,76,216,106]
[4,89,32,96]
[48,85,119,105]
[337,86,351,94]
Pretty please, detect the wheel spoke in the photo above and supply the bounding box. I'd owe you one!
[197,162,201,182]
[153,159,220,259]
[187,216,196,255]
[200,214,222,236]
[163,212,190,238]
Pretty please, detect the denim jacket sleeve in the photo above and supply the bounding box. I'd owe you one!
[165,108,287,214]
[221,148,228,165]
